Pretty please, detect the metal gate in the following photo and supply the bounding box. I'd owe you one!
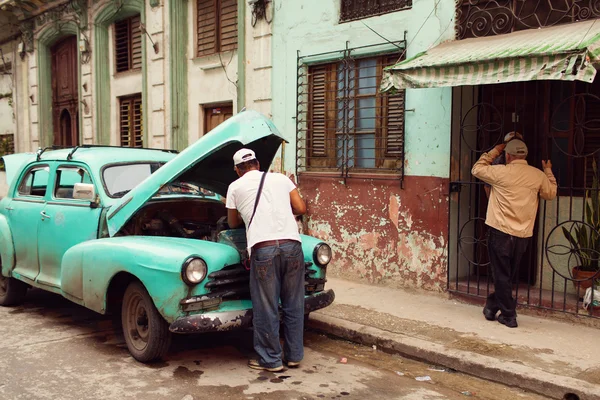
[449,80,600,318]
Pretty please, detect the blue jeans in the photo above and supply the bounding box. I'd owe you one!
[250,240,305,368]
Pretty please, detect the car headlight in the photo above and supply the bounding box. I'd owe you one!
[313,243,332,267]
[181,257,208,285]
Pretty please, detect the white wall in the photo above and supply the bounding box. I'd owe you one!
[0,41,16,142]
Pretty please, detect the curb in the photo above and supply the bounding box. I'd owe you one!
[308,313,600,400]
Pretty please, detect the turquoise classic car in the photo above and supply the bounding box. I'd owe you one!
[0,110,334,362]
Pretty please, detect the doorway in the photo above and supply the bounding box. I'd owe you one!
[51,36,79,147]
[203,104,233,135]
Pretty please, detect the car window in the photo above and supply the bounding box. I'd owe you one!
[54,167,93,199]
[103,162,163,198]
[17,166,50,198]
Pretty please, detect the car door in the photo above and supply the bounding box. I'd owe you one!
[36,164,102,289]
[7,164,51,282]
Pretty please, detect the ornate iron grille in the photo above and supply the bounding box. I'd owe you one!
[340,0,412,22]
[296,42,406,182]
[456,0,600,39]
[449,80,600,318]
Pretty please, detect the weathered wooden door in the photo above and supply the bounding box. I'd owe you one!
[51,36,79,147]
[203,104,233,135]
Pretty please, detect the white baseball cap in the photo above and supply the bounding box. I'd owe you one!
[233,148,257,166]
[505,139,528,156]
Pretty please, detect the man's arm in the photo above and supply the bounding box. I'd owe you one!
[540,160,558,200]
[290,188,307,216]
[227,208,243,228]
[471,144,505,185]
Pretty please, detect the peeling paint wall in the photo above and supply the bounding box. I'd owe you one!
[301,176,449,291]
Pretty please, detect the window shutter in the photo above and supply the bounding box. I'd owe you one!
[133,96,143,147]
[197,0,217,56]
[120,99,132,147]
[130,15,143,70]
[219,0,238,52]
[120,95,144,148]
[384,93,405,157]
[308,65,327,158]
[115,19,130,73]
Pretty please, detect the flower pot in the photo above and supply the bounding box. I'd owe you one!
[571,266,598,290]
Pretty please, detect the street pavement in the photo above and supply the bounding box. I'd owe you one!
[0,288,545,400]
[308,278,600,400]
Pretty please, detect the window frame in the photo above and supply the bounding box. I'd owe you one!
[302,53,406,176]
[15,164,51,199]
[113,14,143,74]
[52,164,95,203]
[339,0,412,23]
[196,0,238,57]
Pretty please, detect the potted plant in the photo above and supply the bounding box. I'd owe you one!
[562,158,600,290]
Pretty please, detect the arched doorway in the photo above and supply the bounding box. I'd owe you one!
[51,36,79,146]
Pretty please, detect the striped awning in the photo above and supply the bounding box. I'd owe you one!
[381,19,600,91]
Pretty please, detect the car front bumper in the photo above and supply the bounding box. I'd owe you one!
[169,289,335,334]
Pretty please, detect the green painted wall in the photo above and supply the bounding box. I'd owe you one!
[271,0,455,178]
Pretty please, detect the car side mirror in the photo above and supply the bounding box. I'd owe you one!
[73,183,96,201]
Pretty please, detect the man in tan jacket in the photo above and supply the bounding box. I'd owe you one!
[472,139,557,328]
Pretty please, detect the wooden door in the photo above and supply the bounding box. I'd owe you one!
[51,36,79,147]
[203,104,233,135]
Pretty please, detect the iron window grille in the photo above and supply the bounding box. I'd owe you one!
[340,0,412,22]
[119,94,143,148]
[296,42,406,182]
[456,0,600,40]
[197,0,238,57]
[114,15,143,73]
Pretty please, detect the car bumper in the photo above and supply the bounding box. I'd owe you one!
[169,289,335,334]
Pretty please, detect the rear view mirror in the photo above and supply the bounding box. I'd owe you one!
[73,183,96,201]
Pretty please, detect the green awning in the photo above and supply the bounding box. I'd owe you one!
[381,19,600,91]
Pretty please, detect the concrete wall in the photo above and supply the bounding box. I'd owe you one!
[272,0,455,289]
[0,41,16,143]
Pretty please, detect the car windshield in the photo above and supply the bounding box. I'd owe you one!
[103,163,164,197]
[103,162,218,198]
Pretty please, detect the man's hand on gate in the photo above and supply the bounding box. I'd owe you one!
[542,160,553,170]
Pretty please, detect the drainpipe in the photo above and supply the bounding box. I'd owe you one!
[237,0,245,111]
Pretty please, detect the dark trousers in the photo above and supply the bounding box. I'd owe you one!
[486,228,529,319]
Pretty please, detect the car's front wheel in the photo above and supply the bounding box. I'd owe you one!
[121,281,171,363]
[0,275,28,306]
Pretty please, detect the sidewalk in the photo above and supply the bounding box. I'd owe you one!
[307,278,600,400]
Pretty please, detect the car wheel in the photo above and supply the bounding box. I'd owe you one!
[0,275,28,306]
[121,281,171,363]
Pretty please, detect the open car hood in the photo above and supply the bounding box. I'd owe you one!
[2,153,36,189]
[107,110,286,237]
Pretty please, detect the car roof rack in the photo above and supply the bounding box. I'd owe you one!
[66,145,179,160]
[36,145,69,161]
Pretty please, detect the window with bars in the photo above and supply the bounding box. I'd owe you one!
[197,0,238,57]
[299,54,405,176]
[340,0,411,22]
[114,15,143,73]
[119,95,143,148]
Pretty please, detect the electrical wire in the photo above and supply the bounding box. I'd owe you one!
[218,50,238,89]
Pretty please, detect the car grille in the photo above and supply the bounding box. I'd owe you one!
[205,262,326,300]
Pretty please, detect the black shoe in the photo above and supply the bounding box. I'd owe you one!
[483,307,498,321]
[497,315,518,328]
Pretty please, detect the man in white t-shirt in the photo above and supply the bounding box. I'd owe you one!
[226,148,307,372]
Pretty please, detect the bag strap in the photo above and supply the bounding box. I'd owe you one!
[248,172,267,228]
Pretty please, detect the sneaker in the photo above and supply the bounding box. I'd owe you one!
[483,307,498,321]
[248,359,284,372]
[497,314,518,328]
[284,360,301,368]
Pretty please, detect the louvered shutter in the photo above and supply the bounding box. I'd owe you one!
[130,15,143,70]
[308,65,327,158]
[383,55,405,158]
[197,0,217,56]
[219,0,237,52]
[115,19,130,73]
[120,95,144,148]
[120,99,132,147]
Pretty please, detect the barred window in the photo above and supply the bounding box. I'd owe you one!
[197,0,238,57]
[299,54,405,176]
[340,0,412,22]
[114,15,142,73]
[119,94,143,148]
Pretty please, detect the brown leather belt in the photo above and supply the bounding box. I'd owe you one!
[252,239,296,251]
